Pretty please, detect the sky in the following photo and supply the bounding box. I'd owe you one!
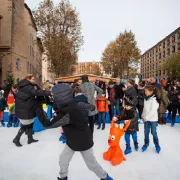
[25,0,180,62]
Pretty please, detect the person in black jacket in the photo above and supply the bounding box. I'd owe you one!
[43,83,113,180]
[13,75,51,147]
[114,77,125,115]
[124,79,138,106]
[115,97,139,155]
[137,81,145,121]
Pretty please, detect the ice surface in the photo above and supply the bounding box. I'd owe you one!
[0,124,180,180]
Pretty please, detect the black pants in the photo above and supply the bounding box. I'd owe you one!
[88,116,94,134]
[172,104,178,123]
[167,104,172,117]
[137,105,144,119]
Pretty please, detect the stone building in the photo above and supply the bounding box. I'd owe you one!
[42,52,56,83]
[0,0,43,85]
[74,61,111,77]
[141,27,180,80]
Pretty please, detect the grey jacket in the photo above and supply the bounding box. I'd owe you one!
[80,82,103,116]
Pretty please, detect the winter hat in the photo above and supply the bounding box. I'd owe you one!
[52,83,73,108]
[124,97,134,107]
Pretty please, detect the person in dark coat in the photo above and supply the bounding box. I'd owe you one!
[13,74,51,147]
[150,77,162,91]
[43,83,113,180]
[114,77,125,115]
[137,81,145,121]
[124,79,138,106]
[115,97,139,155]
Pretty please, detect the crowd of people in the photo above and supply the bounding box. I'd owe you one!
[0,74,180,180]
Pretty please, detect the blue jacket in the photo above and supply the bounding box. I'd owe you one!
[74,94,89,121]
[0,97,7,111]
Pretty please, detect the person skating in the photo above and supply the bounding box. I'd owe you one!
[97,81,109,130]
[13,74,51,147]
[141,85,161,153]
[45,83,113,180]
[0,89,7,127]
[114,97,139,155]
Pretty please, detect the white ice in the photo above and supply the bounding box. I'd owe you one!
[0,124,180,180]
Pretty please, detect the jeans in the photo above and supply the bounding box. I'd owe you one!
[98,112,106,126]
[144,121,159,147]
[124,132,138,145]
[108,104,115,121]
[115,99,121,116]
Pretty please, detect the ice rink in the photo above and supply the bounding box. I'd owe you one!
[1,124,180,180]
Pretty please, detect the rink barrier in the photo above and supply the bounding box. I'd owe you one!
[3,106,180,132]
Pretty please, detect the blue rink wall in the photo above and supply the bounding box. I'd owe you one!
[3,105,180,132]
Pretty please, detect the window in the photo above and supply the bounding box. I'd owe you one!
[172,45,175,53]
[156,47,158,53]
[159,53,161,59]
[178,32,180,40]
[172,35,175,43]
[178,42,180,52]
[167,48,170,56]
[159,45,162,51]
[0,15,2,43]
[163,42,165,48]
[27,62,29,73]
[163,51,165,58]
[167,39,170,46]
[16,58,21,71]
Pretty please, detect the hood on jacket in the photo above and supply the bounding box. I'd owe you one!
[52,83,73,108]
[18,79,32,89]
[74,94,88,103]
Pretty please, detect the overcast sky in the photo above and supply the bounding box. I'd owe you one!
[25,0,180,62]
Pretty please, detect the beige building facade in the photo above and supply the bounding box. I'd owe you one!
[0,0,43,85]
[74,61,111,77]
[141,27,180,80]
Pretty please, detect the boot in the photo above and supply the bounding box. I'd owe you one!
[27,128,38,144]
[134,142,139,151]
[102,124,105,130]
[1,121,5,127]
[97,125,101,129]
[124,144,132,155]
[101,174,113,180]
[57,177,68,180]
[156,146,161,154]
[142,144,149,152]
[7,122,12,128]
[13,128,25,147]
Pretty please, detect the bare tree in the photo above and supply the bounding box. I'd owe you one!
[33,0,83,76]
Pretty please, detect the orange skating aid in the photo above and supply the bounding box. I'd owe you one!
[103,119,130,166]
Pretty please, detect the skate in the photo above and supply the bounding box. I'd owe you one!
[142,144,149,152]
[101,174,113,180]
[156,146,161,153]
[102,124,105,130]
[62,137,67,144]
[124,145,132,155]
[134,142,139,151]
[13,128,25,147]
[27,128,38,144]
[97,125,101,129]
[171,123,175,127]
[7,123,12,128]
[59,135,64,142]
[1,121,5,127]
[57,177,68,180]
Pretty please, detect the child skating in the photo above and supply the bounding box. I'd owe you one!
[114,97,139,155]
[0,89,7,127]
[44,83,113,180]
[141,85,161,153]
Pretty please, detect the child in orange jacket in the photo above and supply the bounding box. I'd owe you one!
[97,81,109,130]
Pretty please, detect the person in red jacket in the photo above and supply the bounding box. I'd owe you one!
[97,81,108,130]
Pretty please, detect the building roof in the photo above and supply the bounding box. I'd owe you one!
[24,3,38,31]
[56,74,115,82]
[141,27,180,57]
